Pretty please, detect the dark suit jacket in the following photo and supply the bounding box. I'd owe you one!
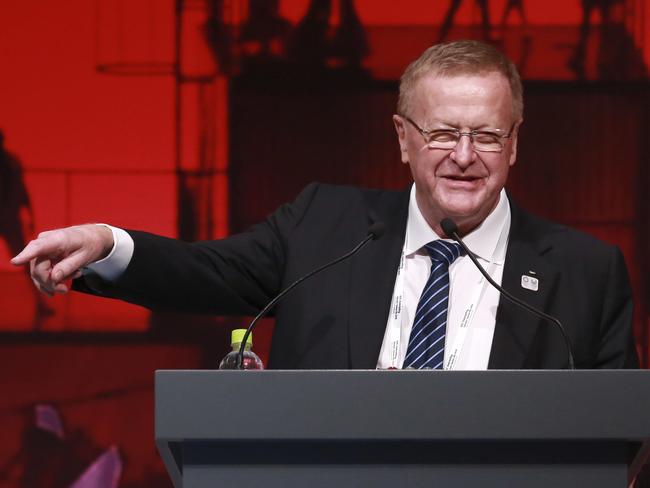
[78,182,638,369]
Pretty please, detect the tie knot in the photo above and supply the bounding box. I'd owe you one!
[424,240,463,266]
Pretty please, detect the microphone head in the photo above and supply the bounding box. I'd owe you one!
[440,218,459,238]
[367,222,386,240]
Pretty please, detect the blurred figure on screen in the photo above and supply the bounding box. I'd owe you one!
[438,0,493,42]
[286,0,369,73]
[499,0,529,39]
[287,0,332,68]
[568,0,626,79]
[0,130,53,323]
[239,0,292,65]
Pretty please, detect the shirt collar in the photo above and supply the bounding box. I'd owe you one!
[405,185,510,264]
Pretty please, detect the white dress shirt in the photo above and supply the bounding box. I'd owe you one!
[376,185,511,370]
[89,187,510,371]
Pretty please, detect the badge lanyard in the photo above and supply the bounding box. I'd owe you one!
[383,222,509,370]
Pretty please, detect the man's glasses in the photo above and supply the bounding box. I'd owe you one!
[402,115,514,153]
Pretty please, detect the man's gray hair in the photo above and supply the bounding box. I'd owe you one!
[398,40,524,121]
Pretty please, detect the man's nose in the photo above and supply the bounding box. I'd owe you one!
[450,134,476,168]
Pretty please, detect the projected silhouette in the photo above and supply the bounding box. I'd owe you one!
[566,0,645,80]
[204,0,236,75]
[287,0,368,71]
[438,0,493,42]
[499,0,529,39]
[240,0,292,65]
[0,131,53,324]
[287,0,332,68]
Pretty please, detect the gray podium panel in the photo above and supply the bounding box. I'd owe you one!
[155,370,650,488]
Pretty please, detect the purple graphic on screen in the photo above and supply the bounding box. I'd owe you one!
[69,446,122,488]
[35,404,65,440]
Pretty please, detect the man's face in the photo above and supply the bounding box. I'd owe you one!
[394,71,521,235]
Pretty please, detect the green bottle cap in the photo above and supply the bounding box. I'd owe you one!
[231,329,252,347]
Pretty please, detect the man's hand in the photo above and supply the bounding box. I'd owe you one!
[11,224,114,296]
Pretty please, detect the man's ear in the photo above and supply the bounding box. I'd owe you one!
[393,114,409,164]
[508,118,523,167]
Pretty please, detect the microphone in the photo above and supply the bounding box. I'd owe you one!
[440,218,575,370]
[237,222,386,369]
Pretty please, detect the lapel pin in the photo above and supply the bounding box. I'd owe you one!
[521,273,539,292]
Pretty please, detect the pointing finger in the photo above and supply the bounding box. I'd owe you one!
[11,241,40,266]
[12,236,60,266]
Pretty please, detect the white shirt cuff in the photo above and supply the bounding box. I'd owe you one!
[85,224,135,282]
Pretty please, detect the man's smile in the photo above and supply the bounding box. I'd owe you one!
[439,174,485,188]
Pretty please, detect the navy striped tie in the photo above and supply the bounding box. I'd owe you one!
[403,240,463,369]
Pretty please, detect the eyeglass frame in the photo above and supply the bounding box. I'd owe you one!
[400,115,516,153]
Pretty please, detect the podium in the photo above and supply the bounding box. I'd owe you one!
[155,370,650,488]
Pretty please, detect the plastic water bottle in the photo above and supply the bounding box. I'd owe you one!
[219,329,264,370]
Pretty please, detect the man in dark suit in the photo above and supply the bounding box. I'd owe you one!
[11,40,638,370]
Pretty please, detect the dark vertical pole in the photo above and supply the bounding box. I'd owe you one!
[174,0,184,239]
[641,86,650,368]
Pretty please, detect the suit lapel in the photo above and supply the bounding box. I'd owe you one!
[348,188,410,369]
[488,201,561,369]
